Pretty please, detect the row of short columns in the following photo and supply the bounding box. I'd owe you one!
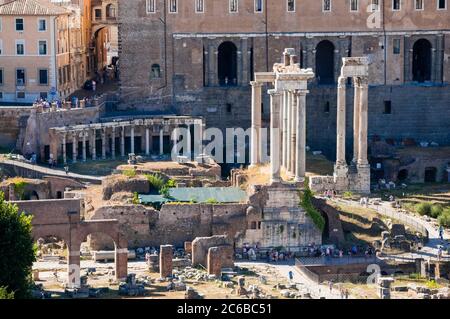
[250,81,308,184]
[59,125,167,164]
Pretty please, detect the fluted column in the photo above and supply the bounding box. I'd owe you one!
[62,133,67,165]
[353,78,361,164]
[111,127,116,160]
[120,126,125,157]
[357,77,369,166]
[295,90,308,182]
[72,134,77,163]
[336,76,347,166]
[290,91,297,176]
[250,81,262,166]
[268,89,282,184]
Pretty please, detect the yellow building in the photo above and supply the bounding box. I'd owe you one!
[0,0,91,104]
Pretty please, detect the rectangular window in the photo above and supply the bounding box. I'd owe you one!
[393,38,401,54]
[16,40,25,55]
[393,0,401,10]
[169,0,177,13]
[146,0,156,13]
[0,68,3,85]
[371,0,380,11]
[0,92,3,99]
[323,0,331,11]
[17,92,25,99]
[415,0,424,9]
[38,40,47,55]
[255,0,263,12]
[196,0,204,12]
[287,0,295,12]
[38,19,46,31]
[95,9,101,19]
[15,18,24,31]
[384,101,392,114]
[230,0,238,12]
[438,0,447,9]
[16,69,26,86]
[350,0,359,11]
[39,69,48,85]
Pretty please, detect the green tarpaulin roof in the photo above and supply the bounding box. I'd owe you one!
[139,187,247,204]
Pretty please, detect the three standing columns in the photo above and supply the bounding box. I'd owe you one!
[250,81,263,167]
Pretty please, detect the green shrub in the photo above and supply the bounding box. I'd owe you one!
[132,192,140,205]
[300,187,325,232]
[343,191,354,200]
[430,204,444,219]
[437,210,450,228]
[416,202,432,216]
[123,169,136,178]
[205,198,219,204]
[0,286,14,299]
[13,180,27,200]
[145,174,165,191]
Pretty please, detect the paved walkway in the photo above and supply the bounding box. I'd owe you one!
[331,198,449,261]
[0,158,103,183]
[236,261,348,299]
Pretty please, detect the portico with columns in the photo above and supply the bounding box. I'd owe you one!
[250,48,314,185]
[49,117,204,164]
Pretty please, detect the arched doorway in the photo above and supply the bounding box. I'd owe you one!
[218,41,238,86]
[424,167,437,183]
[316,40,335,84]
[106,4,116,19]
[412,39,432,83]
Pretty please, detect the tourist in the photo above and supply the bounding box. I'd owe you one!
[437,246,443,261]
[92,80,97,92]
[340,288,345,299]
[345,289,349,299]
[439,226,444,241]
[64,165,69,175]
[329,281,333,293]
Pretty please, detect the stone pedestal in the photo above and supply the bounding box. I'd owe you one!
[207,245,234,277]
[159,245,173,279]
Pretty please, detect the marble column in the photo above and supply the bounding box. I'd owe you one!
[282,90,289,169]
[82,132,87,162]
[353,78,361,164]
[72,134,77,163]
[268,89,282,184]
[62,134,67,165]
[286,91,293,173]
[336,76,347,166]
[290,91,297,176]
[130,126,135,154]
[101,128,106,160]
[111,127,116,160]
[145,127,150,156]
[120,126,125,157]
[160,129,164,155]
[250,81,262,167]
[91,129,96,160]
[357,77,369,166]
[295,90,308,182]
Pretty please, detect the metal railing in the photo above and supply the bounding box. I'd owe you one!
[296,255,378,266]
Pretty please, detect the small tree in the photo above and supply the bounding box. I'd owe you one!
[0,286,14,299]
[0,193,36,298]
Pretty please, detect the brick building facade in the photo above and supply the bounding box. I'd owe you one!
[118,0,450,158]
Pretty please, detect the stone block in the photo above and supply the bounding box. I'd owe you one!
[159,245,173,278]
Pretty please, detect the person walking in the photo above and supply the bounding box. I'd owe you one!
[439,226,444,241]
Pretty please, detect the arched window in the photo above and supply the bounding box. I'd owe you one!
[412,39,432,83]
[315,40,335,84]
[151,64,161,79]
[106,4,116,18]
[218,41,238,86]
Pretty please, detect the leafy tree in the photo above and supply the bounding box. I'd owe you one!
[0,286,14,299]
[0,193,36,298]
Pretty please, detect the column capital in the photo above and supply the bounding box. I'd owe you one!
[359,76,369,88]
[338,76,347,88]
[293,89,309,96]
[267,89,281,96]
[250,81,263,87]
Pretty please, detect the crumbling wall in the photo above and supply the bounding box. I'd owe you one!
[102,175,150,200]
[192,235,231,267]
